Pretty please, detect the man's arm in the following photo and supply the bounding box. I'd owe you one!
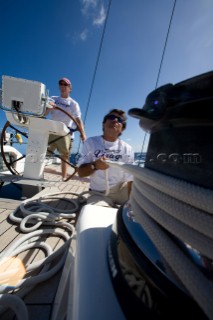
[77,162,97,177]
[77,157,109,177]
[44,108,51,116]
[75,117,86,142]
[44,101,55,116]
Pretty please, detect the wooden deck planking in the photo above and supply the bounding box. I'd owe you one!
[0,199,22,210]
[0,209,15,223]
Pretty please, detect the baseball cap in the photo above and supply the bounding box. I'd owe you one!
[59,77,71,85]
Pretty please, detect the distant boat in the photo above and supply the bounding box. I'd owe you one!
[70,153,80,165]
[134,152,146,166]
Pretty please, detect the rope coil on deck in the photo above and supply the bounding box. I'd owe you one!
[0,230,71,318]
[107,161,213,320]
[9,191,86,232]
[0,190,87,318]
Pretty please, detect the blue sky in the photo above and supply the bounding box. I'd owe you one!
[0,0,213,154]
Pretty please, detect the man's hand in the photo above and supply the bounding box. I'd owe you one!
[80,133,87,142]
[44,101,56,115]
[49,102,57,108]
[94,157,109,170]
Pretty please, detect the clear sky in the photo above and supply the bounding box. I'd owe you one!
[0,0,213,155]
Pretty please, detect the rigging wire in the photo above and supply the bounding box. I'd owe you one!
[137,133,147,166]
[77,0,176,157]
[140,0,177,157]
[77,0,113,154]
[155,0,177,89]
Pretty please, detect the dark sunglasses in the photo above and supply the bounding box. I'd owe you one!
[106,114,124,123]
[59,82,69,86]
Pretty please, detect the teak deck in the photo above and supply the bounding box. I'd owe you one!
[0,164,90,320]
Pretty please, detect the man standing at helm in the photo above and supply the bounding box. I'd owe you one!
[45,77,86,181]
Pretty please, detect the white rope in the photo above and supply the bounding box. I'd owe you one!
[133,178,213,238]
[106,161,213,319]
[9,191,86,232]
[0,190,82,317]
[132,180,213,259]
[0,228,72,316]
[0,228,69,260]
[104,168,110,195]
[131,195,213,319]
[108,162,213,213]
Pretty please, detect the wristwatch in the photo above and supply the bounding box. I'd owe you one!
[91,162,97,171]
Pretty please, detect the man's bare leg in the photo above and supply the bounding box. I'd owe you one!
[61,155,69,179]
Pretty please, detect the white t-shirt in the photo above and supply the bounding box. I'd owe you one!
[77,136,134,191]
[49,96,81,137]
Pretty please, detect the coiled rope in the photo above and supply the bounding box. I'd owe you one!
[107,161,213,320]
[0,230,71,318]
[0,190,87,319]
[9,191,86,232]
[0,229,71,293]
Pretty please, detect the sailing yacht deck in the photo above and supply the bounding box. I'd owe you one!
[0,164,90,320]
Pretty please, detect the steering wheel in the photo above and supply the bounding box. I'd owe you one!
[0,106,84,180]
[0,121,27,175]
